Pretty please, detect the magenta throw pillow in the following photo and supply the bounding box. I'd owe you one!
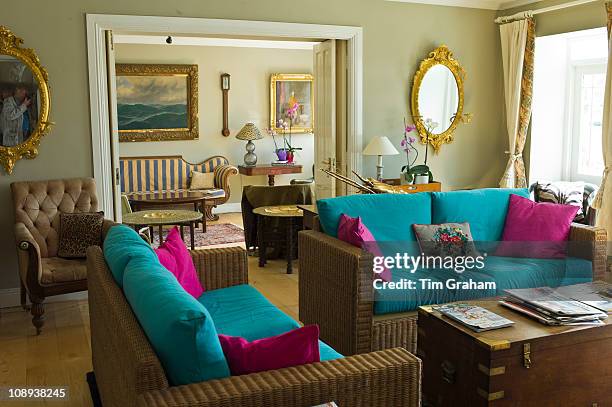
[496,194,579,259]
[155,227,204,298]
[218,325,320,375]
[337,214,392,282]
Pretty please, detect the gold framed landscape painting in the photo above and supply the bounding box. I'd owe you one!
[115,64,198,142]
[270,73,313,134]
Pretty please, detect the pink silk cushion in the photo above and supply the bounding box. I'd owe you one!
[337,214,392,282]
[496,194,579,259]
[218,325,320,375]
[155,227,204,298]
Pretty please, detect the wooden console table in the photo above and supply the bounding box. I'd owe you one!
[239,164,302,186]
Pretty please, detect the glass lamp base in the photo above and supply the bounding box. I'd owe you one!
[243,140,258,166]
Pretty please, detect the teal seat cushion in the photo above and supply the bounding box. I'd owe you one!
[123,256,230,385]
[317,193,432,241]
[319,340,343,361]
[103,224,157,287]
[198,284,342,361]
[373,256,592,314]
[432,188,530,242]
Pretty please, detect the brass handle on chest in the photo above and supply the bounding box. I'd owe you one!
[523,343,532,369]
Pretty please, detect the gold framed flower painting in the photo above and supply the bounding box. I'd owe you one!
[270,73,313,134]
[115,64,198,142]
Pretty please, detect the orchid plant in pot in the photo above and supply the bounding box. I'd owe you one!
[400,118,435,184]
[274,102,302,163]
[283,102,302,163]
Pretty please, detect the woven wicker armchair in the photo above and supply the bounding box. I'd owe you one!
[87,224,422,407]
[298,223,608,357]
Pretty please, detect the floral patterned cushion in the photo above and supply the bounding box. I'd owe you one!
[412,222,479,258]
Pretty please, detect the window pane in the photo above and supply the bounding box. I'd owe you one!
[577,71,605,177]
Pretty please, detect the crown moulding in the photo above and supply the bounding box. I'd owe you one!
[385,0,543,11]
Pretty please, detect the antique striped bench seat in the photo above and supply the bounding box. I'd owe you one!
[119,155,237,220]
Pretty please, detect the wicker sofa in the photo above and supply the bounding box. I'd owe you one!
[87,221,422,407]
[298,189,608,357]
[119,155,238,220]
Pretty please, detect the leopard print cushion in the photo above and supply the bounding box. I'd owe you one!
[57,212,104,259]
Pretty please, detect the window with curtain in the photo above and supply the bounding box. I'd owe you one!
[530,27,608,184]
[570,63,606,183]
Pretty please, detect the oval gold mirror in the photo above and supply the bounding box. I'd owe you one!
[0,26,51,174]
[411,45,468,153]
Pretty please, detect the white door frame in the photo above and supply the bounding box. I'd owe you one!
[86,14,363,216]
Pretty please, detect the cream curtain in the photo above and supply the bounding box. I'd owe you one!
[499,18,534,188]
[593,3,612,237]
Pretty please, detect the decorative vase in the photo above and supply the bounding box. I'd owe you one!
[243,140,258,166]
[414,174,429,185]
[400,173,411,185]
[276,149,287,161]
[286,151,294,163]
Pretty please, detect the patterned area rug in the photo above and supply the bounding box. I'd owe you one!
[152,223,245,248]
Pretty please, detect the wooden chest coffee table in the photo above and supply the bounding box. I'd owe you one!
[417,298,611,407]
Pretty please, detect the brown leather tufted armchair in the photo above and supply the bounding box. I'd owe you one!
[11,178,100,334]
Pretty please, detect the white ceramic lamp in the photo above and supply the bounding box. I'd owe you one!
[362,136,399,181]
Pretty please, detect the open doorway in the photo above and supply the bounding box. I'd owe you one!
[86,14,363,220]
[112,34,321,213]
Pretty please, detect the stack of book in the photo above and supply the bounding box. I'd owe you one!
[500,286,609,326]
[434,303,515,332]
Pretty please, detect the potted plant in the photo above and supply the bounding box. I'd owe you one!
[268,127,286,161]
[276,102,302,163]
[400,118,435,184]
[400,120,418,184]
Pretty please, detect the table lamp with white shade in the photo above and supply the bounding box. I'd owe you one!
[235,122,264,166]
[362,136,399,180]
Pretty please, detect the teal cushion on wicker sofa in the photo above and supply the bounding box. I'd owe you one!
[198,284,342,361]
[373,256,592,314]
[103,224,157,287]
[122,256,230,385]
[317,193,432,241]
[431,188,530,241]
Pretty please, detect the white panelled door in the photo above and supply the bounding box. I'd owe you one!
[105,30,122,221]
[313,40,336,199]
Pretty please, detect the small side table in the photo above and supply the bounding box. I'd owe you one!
[125,190,214,232]
[253,205,304,274]
[298,204,319,230]
[122,209,203,249]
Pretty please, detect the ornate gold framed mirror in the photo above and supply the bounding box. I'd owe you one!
[411,45,469,153]
[0,26,51,174]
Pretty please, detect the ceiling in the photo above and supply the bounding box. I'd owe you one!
[385,0,543,10]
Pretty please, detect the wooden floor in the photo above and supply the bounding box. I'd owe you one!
[0,212,299,407]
